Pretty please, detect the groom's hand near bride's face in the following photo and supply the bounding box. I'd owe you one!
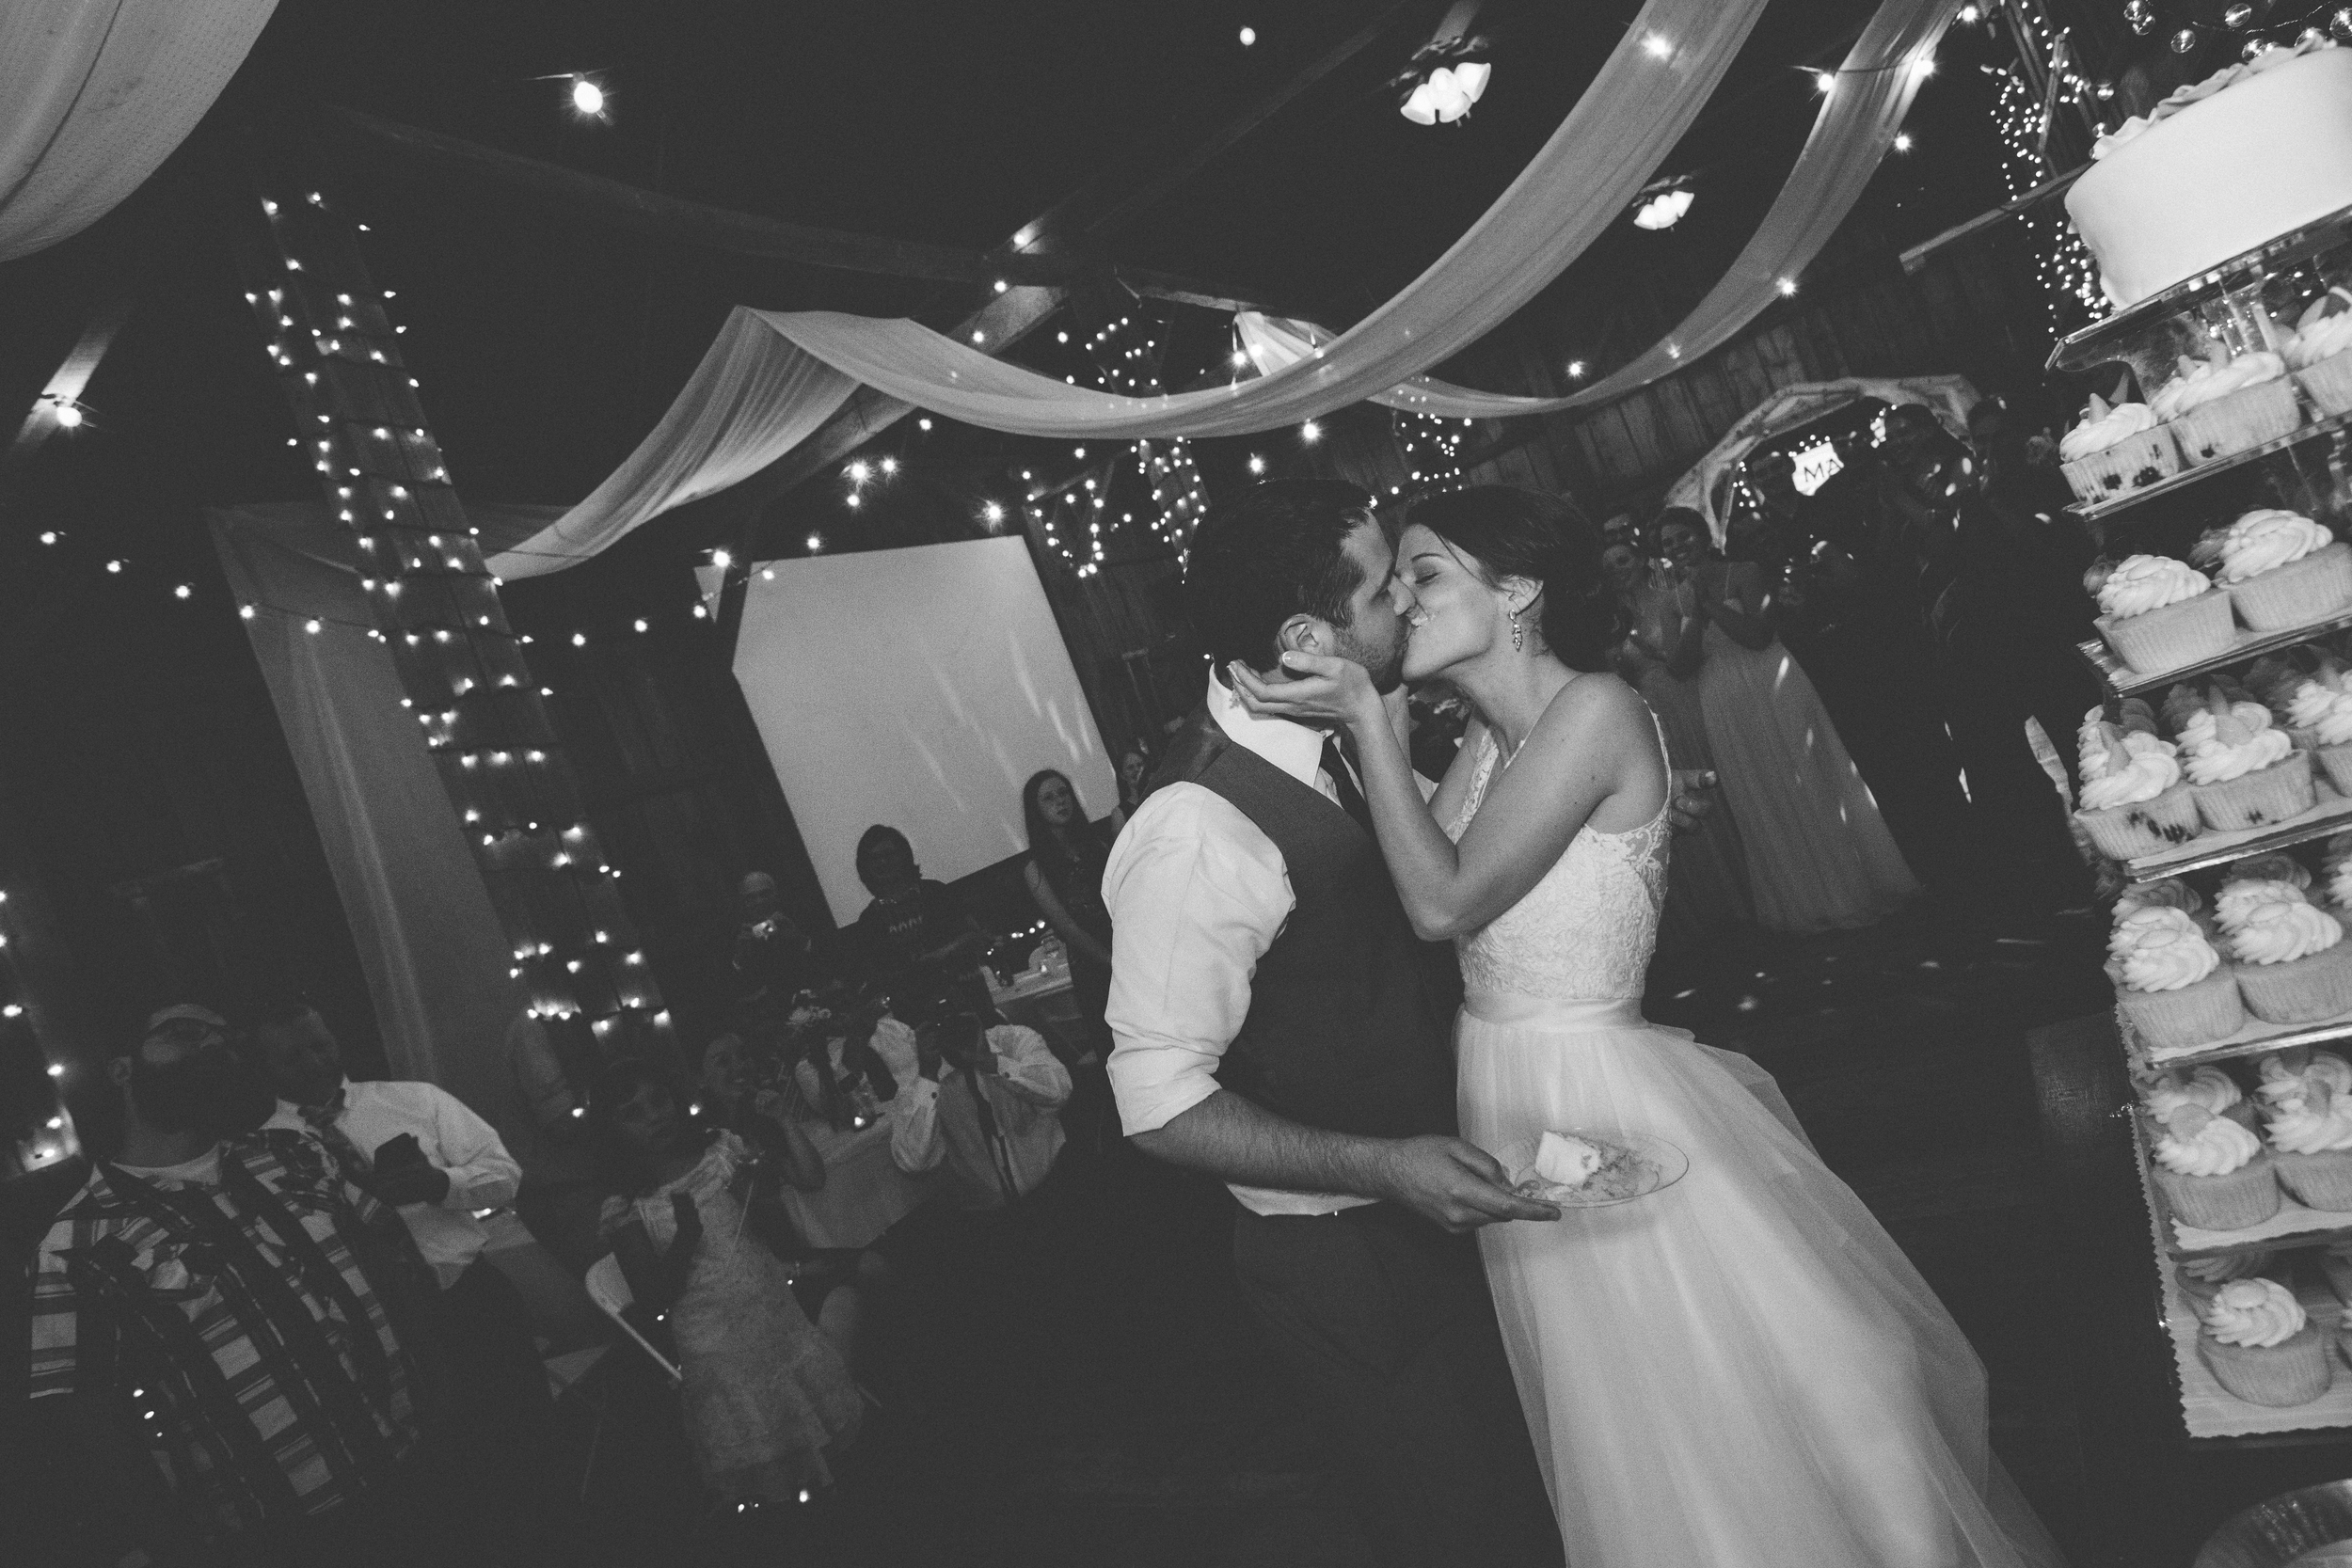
[1376,1135,1561,1230]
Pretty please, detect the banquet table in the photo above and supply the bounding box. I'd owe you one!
[773,1114,933,1250]
[989,969,1092,1061]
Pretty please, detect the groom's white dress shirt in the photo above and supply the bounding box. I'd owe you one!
[1105,673,1426,1217]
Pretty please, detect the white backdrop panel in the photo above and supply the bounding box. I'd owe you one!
[734,536,1116,927]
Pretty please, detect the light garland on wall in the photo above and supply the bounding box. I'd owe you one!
[1393,410,1476,499]
[241,181,675,1065]
[1988,19,2105,331]
[0,889,77,1176]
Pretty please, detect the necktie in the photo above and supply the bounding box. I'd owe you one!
[957,1069,1022,1206]
[1319,735,1375,835]
[300,1088,373,1180]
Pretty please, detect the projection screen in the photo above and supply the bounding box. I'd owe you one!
[733,536,1118,926]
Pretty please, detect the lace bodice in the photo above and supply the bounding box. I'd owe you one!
[1444,727,1669,1002]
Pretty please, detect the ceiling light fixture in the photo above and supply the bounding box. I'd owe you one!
[1630,186,1694,230]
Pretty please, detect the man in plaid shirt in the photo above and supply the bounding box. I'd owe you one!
[24,1006,444,1563]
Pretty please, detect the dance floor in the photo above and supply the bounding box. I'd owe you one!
[556,896,2349,1566]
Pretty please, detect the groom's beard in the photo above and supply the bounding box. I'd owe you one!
[1332,625,1406,694]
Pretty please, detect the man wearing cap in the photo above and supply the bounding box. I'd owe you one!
[24,1004,444,1562]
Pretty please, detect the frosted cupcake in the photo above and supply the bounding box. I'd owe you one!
[2074,719,2199,858]
[2111,906,2245,1049]
[2153,348,2302,464]
[2177,1248,2277,1305]
[2255,1046,2352,1106]
[2212,510,2352,631]
[2289,286,2352,417]
[2264,1080,2352,1210]
[2151,1104,2281,1230]
[2094,556,2237,676]
[2226,886,2352,1023]
[2328,835,2352,910]
[2145,1064,2260,1132]
[2058,394,2179,502]
[2198,1278,2332,1406]
[2181,698,2312,831]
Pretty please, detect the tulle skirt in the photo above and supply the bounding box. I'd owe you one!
[1458,994,2066,1568]
[1694,625,1920,934]
[1634,664,1754,943]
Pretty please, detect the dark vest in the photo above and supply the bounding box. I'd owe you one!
[1152,705,1459,1140]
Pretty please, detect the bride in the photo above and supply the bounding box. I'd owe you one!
[1231,487,2064,1568]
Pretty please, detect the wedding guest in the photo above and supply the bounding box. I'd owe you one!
[1021,769,1117,1042]
[1601,540,1752,940]
[850,825,992,1021]
[592,1059,864,1508]
[1657,508,1922,933]
[700,1032,832,1190]
[733,871,819,1023]
[888,1012,1071,1212]
[26,1006,443,1564]
[245,998,557,1521]
[1117,744,1152,818]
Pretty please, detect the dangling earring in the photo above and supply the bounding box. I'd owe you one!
[1508,608,1523,653]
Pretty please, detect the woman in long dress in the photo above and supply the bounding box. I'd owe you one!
[1601,540,1752,941]
[1655,507,1919,933]
[1232,487,2064,1568]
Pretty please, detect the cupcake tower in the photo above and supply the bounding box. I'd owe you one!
[2108,852,2352,1058]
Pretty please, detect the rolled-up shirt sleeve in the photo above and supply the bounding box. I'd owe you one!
[1103,784,1293,1137]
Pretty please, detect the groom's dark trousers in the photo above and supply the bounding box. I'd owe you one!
[1233,1202,1562,1568]
[1160,719,1562,1568]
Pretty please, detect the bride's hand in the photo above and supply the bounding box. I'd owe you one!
[1228,653,1381,730]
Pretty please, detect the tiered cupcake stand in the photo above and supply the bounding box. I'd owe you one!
[2056,206,2352,1439]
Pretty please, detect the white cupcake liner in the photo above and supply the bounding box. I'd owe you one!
[2237,942,2352,1024]
[2297,349,2352,419]
[2194,750,2316,832]
[2116,966,2247,1050]
[2076,783,2203,860]
[2226,542,2352,632]
[2169,379,2305,465]
[2062,427,2182,503]
[2097,589,2239,676]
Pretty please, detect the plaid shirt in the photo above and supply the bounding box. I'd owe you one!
[26,1128,433,1540]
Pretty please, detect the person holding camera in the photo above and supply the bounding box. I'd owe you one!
[887,1012,1070,1212]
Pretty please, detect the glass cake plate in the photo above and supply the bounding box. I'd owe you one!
[1497,1129,1689,1210]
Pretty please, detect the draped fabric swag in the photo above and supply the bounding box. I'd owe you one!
[0,0,281,263]
[491,0,1951,579]
[493,0,1766,576]
[1232,0,1960,417]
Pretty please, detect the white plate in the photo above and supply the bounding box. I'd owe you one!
[1497,1129,1689,1210]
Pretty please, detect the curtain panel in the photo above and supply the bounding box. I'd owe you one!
[0,0,280,263]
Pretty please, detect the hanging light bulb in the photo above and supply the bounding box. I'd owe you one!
[2223,3,2254,27]
[2123,0,2155,35]
[2171,26,2201,52]
[569,76,608,119]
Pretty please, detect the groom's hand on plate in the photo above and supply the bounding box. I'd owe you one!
[1376,1135,1561,1230]
[1665,768,1717,835]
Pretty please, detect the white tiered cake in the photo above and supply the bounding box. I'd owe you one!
[2068,46,2352,309]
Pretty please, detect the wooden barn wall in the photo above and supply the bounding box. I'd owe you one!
[1326,224,2050,521]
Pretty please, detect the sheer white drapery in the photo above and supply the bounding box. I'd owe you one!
[490,0,1765,573]
[1233,0,1960,417]
[0,0,280,263]
[490,309,859,581]
[209,501,555,1128]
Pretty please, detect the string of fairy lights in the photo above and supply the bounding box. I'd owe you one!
[1989,7,2105,331]
[1393,410,1476,499]
[0,890,76,1175]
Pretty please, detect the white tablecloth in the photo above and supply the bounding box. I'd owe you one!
[772,1117,932,1250]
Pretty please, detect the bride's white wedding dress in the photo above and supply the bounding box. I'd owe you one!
[1446,727,2065,1568]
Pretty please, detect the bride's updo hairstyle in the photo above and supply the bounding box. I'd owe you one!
[1406,486,1619,673]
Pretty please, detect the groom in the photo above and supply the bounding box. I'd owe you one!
[1103,480,1565,1567]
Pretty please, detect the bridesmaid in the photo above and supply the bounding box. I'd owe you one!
[1601,540,1753,942]
[1655,508,1920,934]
